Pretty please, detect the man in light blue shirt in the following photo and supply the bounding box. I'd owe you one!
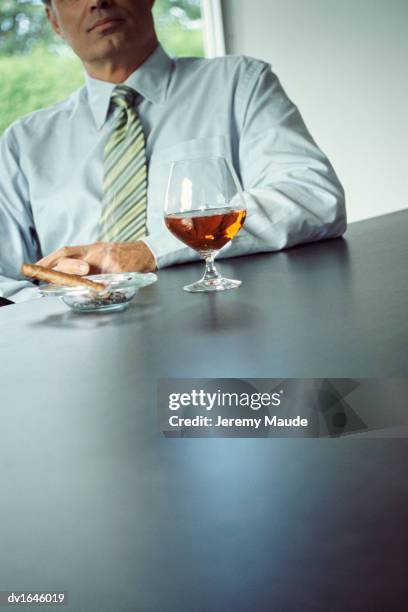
[0,0,346,303]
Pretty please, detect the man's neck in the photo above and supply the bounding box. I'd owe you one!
[84,39,158,84]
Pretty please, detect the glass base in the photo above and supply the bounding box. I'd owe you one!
[184,277,242,293]
[68,302,129,313]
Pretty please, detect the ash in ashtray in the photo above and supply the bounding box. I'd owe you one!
[75,290,128,310]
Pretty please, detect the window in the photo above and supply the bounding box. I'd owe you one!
[154,0,204,57]
[0,0,226,135]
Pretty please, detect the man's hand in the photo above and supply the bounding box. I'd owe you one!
[36,241,156,275]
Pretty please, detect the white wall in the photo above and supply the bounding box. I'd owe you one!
[221,0,408,222]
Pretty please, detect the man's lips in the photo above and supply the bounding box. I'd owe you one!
[88,17,124,32]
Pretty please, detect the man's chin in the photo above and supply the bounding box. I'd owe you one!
[87,34,130,60]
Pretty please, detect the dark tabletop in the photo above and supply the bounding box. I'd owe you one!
[0,210,407,611]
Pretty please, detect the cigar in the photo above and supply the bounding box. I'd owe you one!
[21,263,107,293]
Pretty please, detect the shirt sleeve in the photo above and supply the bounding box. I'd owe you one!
[0,126,42,302]
[219,60,346,260]
[141,230,197,269]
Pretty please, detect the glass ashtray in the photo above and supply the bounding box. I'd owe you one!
[39,272,157,313]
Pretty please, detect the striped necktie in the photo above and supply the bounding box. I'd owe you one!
[99,85,147,242]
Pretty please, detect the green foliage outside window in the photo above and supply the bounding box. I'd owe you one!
[0,0,204,134]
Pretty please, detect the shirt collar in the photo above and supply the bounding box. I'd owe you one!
[85,44,173,130]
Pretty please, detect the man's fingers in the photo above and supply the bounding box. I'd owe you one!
[36,245,90,268]
[36,253,61,268]
[36,247,72,268]
[54,258,90,276]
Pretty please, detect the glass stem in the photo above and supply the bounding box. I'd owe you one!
[202,252,221,283]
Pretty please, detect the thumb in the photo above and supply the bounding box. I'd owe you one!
[54,258,90,276]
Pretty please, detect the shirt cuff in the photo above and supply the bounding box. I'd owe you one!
[140,230,199,269]
[6,283,42,303]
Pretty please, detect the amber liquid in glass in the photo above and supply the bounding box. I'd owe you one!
[165,207,246,253]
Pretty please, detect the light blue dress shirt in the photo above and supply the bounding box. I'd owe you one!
[0,44,346,302]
